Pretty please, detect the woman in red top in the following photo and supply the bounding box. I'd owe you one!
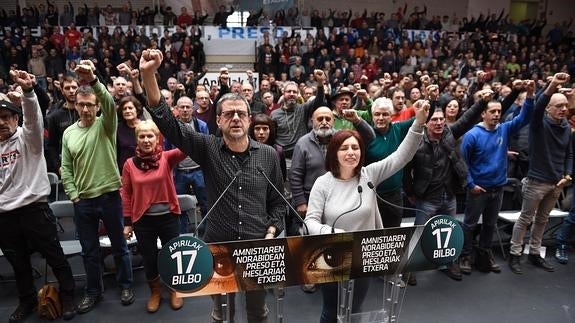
[121,120,187,313]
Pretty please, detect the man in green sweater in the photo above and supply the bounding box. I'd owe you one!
[60,60,134,314]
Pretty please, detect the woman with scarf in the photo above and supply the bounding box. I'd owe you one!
[121,120,187,313]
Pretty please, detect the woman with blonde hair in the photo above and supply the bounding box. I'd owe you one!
[121,120,187,313]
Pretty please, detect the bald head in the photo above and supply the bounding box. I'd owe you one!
[312,106,335,138]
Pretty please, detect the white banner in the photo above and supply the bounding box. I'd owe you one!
[197,72,259,90]
[203,26,317,40]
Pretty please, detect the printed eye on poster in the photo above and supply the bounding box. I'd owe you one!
[158,215,463,297]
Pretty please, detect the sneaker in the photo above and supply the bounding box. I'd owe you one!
[9,300,37,323]
[77,294,102,314]
[555,245,568,264]
[444,262,462,281]
[528,254,554,272]
[120,288,135,306]
[459,256,472,275]
[508,254,522,274]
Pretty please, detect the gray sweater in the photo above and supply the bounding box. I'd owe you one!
[1,92,50,212]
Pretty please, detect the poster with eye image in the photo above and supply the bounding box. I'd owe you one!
[159,215,463,297]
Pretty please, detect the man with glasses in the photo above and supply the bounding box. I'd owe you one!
[261,91,279,115]
[140,49,285,323]
[60,60,134,314]
[404,89,492,281]
[508,73,572,274]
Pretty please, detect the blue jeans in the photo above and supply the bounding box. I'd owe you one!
[414,191,457,225]
[510,177,562,256]
[74,191,133,296]
[319,279,370,323]
[174,169,208,233]
[556,186,575,246]
[462,187,503,256]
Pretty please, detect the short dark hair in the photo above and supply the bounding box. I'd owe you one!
[216,93,251,115]
[325,130,365,179]
[249,113,277,145]
[75,85,98,104]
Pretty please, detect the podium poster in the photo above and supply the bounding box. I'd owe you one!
[157,215,463,297]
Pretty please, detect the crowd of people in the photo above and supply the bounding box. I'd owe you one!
[1,2,575,323]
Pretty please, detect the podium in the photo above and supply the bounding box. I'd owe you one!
[336,275,405,323]
[158,215,463,322]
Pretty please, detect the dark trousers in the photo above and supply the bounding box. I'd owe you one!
[319,278,370,323]
[0,202,74,303]
[133,213,180,280]
[462,187,503,256]
[376,190,404,228]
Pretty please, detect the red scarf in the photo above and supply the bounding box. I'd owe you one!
[133,145,162,171]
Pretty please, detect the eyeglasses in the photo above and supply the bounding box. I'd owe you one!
[76,102,97,108]
[316,116,332,122]
[220,110,249,119]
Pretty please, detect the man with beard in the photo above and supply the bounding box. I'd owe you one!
[271,70,326,158]
[46,76,79,173]
[291,106,375,222]
[390,87,415,122]
[289,106,374,293]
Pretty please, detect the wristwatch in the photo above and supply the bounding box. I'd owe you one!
[564,175,572,181]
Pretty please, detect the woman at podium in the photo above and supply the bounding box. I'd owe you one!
[304,100,429,322]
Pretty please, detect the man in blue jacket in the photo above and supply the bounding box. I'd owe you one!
[460,80,535,274]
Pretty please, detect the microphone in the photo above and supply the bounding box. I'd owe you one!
[366,181,429,221]
[256,166,309,235]
[195,170,242,237]
[331,185,363,234]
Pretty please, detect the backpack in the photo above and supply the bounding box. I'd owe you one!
[37,284,62,320]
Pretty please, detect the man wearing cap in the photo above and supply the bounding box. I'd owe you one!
[271,70,326,158]
[0,70,76,322]
[331,87,372,130]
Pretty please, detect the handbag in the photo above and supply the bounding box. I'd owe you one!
[37,284,62,320]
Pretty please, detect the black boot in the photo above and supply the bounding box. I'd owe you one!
[9,299,37,323]
[508,254,522,274]
[60,289,76,320]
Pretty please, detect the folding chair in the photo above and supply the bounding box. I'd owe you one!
[48,200,84,283]
[178,194,198,233]
[47,172,60,202]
